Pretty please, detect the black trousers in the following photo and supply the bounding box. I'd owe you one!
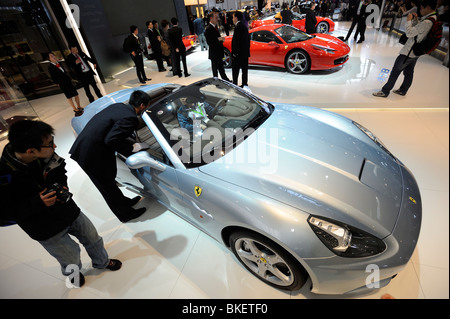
[174,50,188,75]
[131,53,147,81]
[232,56,248,87]
[211,57,230,81]
[355,21,366,41]
[79,72,102,103]
[344,17,360,40]
[81,161,134,221]
[153,47,165,71]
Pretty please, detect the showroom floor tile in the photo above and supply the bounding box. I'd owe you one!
[0,22,448,299]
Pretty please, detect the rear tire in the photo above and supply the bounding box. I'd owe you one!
[223,48,232,68]
[316,21,329,33]
[229,231,308,291]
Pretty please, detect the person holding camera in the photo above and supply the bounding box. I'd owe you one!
[0,120,122,287]
[373,0,438,97]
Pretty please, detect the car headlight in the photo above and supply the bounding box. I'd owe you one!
[308,215,386,258]
[353,121,394,158]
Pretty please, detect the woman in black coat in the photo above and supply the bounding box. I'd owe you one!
[47,52,83,116]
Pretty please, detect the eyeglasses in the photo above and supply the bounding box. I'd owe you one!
[40,136,55,148]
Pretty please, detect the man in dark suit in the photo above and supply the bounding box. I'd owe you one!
[204,11,230,82]
[147,20,166,72]
[66,45,103,103]
[124,25,150,84]
[220,9,230,36]
[168,17,190,77]
[305,2,318,34]
[343,0,366,42]
[69,90,151,223]
[231,11,250,88]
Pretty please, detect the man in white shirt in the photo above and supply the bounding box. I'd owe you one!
[373,0,438,97]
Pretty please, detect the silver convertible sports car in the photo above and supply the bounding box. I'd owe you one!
[72,78,421,295]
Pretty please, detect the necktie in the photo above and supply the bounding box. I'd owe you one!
[77,55,86,71]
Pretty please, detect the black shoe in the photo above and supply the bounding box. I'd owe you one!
[105,259,122,271]
[140,81,146,84]
[393,89,406,96]
[185,73,191,77]
[127,196,142,207]
[120,207,146,223]
[70,273,85,288]
[357,39,364,43]
[159,68,167,72]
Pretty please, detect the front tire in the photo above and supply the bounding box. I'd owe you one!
[229,231,307,291]
[285,50,310,74]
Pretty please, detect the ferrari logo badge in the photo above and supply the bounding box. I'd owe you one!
[194,186,202,198]
[409,196,416,204]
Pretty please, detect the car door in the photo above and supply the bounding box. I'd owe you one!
[250,30,285,67]
[119,122,187,217]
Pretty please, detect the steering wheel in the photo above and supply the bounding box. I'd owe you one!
[210,98,227,119]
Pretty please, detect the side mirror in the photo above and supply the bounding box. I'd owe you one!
[126,151,166,171]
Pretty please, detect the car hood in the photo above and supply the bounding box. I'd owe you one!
[199,104,403,238]
[306,34,350,53]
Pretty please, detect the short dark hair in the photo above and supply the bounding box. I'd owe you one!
[130,25,138,33]
[152,20,158,25]
[8,120,54,153]
[171,17,178,25]
[161,19,169,28]
[420,0,437,9]
[208,11,217,21]
[233,10,243,21]
[146,21,152,27]
[129,90,151,109]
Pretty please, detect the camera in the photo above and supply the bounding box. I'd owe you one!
[43,183,72,203]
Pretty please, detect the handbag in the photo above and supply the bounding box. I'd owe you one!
[399,33,408,45]
[160,40,170,56]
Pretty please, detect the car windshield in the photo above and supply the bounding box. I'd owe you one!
[274,25,312,43]
[146,79,273,168]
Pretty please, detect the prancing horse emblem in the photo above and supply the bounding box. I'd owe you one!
[195,186,202,198]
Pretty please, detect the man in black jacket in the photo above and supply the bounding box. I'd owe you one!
[66,45,103,103]
[69,90,150,223]
[168,18,190,77]
[0,120,121,287]
[147,20,166,72]
[124,25,150,83]
[305,2,318,34]
[205,11,230,81]
[231,11,250,88]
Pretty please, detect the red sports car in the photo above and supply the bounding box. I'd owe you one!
[223,24,350,74]
[251,12,335,34]
[183,35,198,51]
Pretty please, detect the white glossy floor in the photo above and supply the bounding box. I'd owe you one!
[0,22,448,299]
